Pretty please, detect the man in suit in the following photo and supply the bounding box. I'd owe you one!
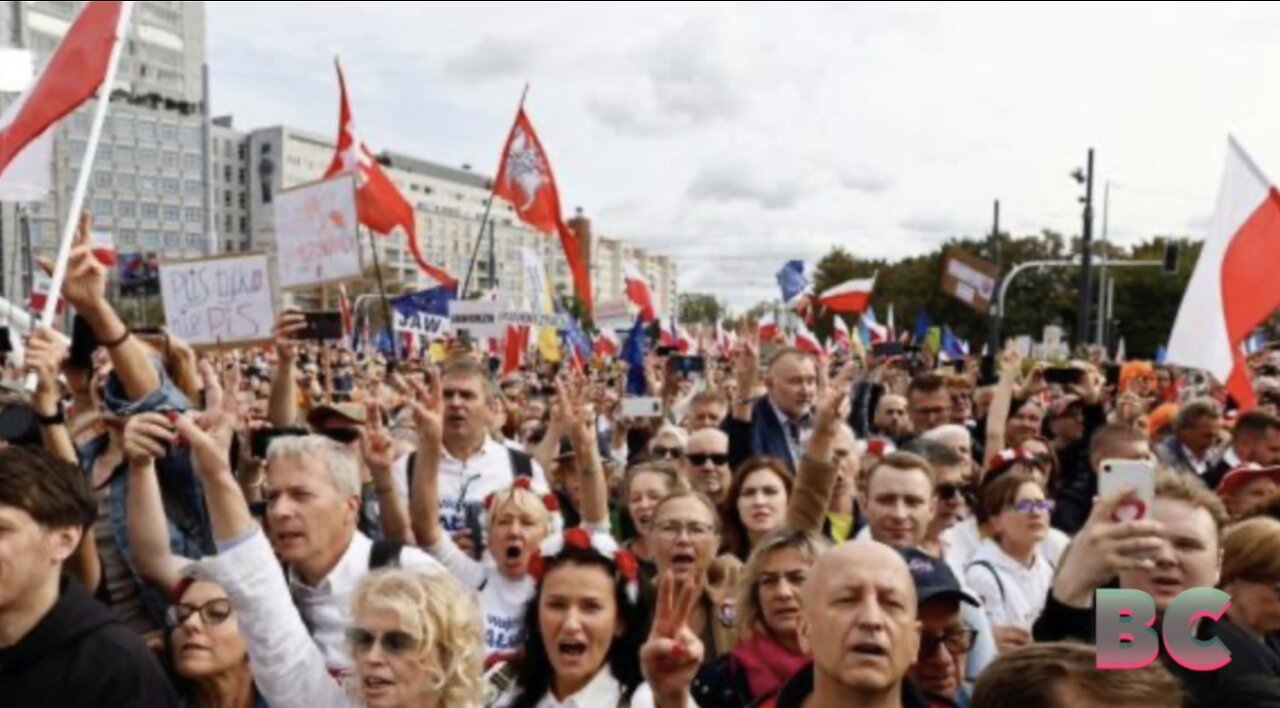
[1154,399,1223,479]
[725,344,819,473]
[1203,410,1280,491]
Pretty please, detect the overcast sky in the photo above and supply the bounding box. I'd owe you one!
[208,1,1280,310]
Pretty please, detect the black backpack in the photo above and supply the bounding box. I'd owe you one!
[369,539,404,570]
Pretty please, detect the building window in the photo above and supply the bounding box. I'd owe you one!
[223,165,232,182]
[138,148,157,166]
[184,207,202,224]
[112,115,135,140]
[117,173,136,191]
[163,205,181,222]
[137,120,157,143]
[238,168,245,186]
[239,216,247,234]
[116,146,134,165]
[183,153,201,171]
[162,151,179,169]
[140,231,160,249]
[69,139,87,160]
[238,144,246,160]
[224,190,232,207]
[138,176,157,194]
[119,230,137,246]
[141,203,159,219]
[161,178,179,195]
[224,215,232,233]
[187,235,204,249]
[97,144,113,162]
[164,232,181,248]
[117,202,136,218]
[159,123,179,143]
[238,193,246,209]
[180,126,201,149]
[93,171,112,188]
[93,199,112,218]
[185,180,202,198]
[223,141,232,158]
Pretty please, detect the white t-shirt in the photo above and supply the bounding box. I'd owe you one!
[392,438,549,535]
[964,538,1056,629]
[428,534,535,657]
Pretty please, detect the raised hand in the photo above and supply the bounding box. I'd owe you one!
[56,212,108,315]
[361,400,397,474]
[273,309,307,363]
[123,413,177,466]
[642,571,705,708]
[26,327,68,413]
[402,369,444,448]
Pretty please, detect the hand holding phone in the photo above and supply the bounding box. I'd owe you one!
[299,312,343,342]
[1098,459,1157,524]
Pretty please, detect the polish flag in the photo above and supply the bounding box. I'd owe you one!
[661,321,693,354]
[503,326,530,376]
[595,328,621,358]
[338,283,353,340]
[861,309,890,344]
[833,316,852,353]
[623,262,656,323]
[715,322,736,357]
[1168,137,1280,410]
[794,321,824,357]
[677,326,696,355]
[758,313,780,344]
[0,2,127,190]
[324,61,456,288]
[819,275,877,314]
[90,231,116,268]
[29,272,63,316]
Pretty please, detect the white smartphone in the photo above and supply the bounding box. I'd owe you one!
[621,397,663,421]
[1098,459,1157,523]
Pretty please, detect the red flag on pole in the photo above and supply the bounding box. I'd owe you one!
[493,107,593,315]
[324,61,456,288]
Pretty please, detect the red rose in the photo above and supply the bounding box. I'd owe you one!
[483,493,496,511]
[544,495,561,513]
[614,550,639,582]
[564,528,592,550]
[514,477,533,491]
[527,550,544,580]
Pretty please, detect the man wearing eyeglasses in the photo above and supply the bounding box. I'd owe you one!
[684,429,733,506]
[901,549,979,708]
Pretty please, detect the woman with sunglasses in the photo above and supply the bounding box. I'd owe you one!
[964,471,1057,653]
[489,530,704,708]
[650,425,689,462]
[160,364,487,707]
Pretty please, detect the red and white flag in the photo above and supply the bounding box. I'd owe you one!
[29,272,63,316]
[91,231,116,268]
[794,321,824,357]
[595,328,621,359]
[833,316,852,353]
[493,106,593,314]
[715,322,736,357]
[324,61,455,288]
[622,262,656,323]
[502,325,531,376]
[0,2,126,191]
[861,309,890,345]
[819,275,877,314]
[759,313,780,343]
[1168,137,1280,410]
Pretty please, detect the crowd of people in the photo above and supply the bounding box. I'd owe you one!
[7,228,1280,707]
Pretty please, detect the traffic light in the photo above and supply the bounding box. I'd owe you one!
[1163,242,1180,275]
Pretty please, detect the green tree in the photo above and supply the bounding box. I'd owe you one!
[678,293,725,325]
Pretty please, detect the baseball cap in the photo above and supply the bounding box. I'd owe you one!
[1217,465,1280,499]
[899,549,979,607]
[306,402,367,429]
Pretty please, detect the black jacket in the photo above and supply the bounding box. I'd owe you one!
[1033,589,1280,708]
[751,662,931,708]
[725,398,800,474]
[0,577,178,708]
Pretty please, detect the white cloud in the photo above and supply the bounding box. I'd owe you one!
[206,1,1280,312]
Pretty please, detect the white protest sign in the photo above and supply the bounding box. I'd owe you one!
[449,301,569,338]
[394,310,450,339]
[274,174,362,290]
[160,254,275,349]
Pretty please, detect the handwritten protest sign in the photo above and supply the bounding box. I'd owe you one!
[160,254,275,349]
[274,175,362,290]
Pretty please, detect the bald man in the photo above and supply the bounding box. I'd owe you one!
[758,541,930,708]
[683,429,733,505]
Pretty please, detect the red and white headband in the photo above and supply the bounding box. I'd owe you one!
[483,477,565,536]
[527,528,641,604]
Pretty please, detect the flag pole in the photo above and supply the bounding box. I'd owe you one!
[461,83,530,300]
[27,0,135,391]
[365,225,399,369]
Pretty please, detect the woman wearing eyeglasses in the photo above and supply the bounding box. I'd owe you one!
[721,458,794,562]
[650,490,741,662]
[691,530,828,708]
[649,425,689,462]
[165,579,265,708]
[965,472,1056,653]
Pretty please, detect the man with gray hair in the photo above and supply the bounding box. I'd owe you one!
[1154,399,1223,478]
[258,435,444,673]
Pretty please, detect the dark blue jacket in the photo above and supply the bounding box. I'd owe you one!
[725,398,796,474]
